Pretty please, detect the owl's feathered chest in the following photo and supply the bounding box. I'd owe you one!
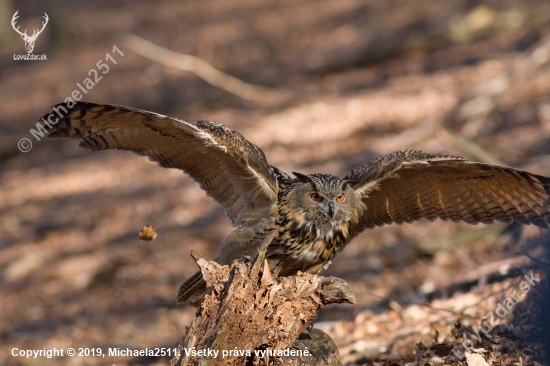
[277,210,347,245]
[266,205,351,276]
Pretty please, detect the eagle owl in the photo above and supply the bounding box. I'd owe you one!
[43,102,550,303]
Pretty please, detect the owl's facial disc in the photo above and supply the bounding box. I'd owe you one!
[291,172,353,224]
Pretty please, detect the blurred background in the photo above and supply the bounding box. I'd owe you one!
[1,0,550,365]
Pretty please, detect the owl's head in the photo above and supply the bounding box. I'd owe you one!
[285,172,362,226]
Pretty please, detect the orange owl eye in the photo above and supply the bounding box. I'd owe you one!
[336,193,345,202]
[310,192,323,202]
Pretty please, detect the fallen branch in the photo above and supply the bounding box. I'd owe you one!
[121,33,288,104]
[171,235,354,366]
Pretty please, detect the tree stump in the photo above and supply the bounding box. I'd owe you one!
[171,235,355,366]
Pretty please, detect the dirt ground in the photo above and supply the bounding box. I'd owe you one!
[2,0,550,365]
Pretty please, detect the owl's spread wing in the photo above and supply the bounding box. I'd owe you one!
[344,150,550,238]
[46,102,278,226]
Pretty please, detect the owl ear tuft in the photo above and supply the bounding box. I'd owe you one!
[292,172,311,182]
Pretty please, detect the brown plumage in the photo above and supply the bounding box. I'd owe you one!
[44,102,550,304]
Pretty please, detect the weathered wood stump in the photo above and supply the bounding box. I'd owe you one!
[171,236,355,366]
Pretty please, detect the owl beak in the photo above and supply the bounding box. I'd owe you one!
[327,202,335,218]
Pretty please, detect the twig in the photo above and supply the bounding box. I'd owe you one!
[120,33,287,104]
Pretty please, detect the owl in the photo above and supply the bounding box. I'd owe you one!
[43,102,550,303]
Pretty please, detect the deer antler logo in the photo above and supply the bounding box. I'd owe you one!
[11,11,49,54]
